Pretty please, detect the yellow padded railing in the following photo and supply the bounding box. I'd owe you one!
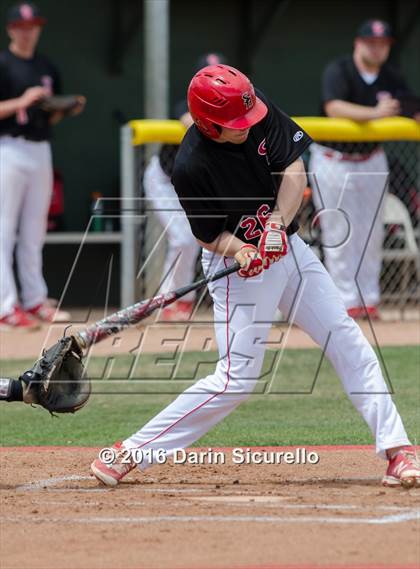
[129,117,420,146]
[130,119,186,145]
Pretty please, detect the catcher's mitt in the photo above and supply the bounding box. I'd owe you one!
[40,95,80,115]
[20,336,90,414]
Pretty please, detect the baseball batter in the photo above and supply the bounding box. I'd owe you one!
[0,2,85,329]
[91,65,419,488]
[309,19,416,319]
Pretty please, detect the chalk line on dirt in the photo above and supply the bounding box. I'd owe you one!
[15,473,382,493]
[15,475,208,494]
[2,510,419,525]
[15,475,109,492]
[189,497,416,512]
[143,487,207,494]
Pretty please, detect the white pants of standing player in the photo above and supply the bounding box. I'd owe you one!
[125,234,409,465]
[308,144,388,309]
[0,136,53,317]
[143,156,200,302]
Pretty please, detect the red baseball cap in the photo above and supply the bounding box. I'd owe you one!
[357,19,393,40]
[7,2,47,27]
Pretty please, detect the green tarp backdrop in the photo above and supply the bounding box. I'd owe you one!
[1,0,419,231]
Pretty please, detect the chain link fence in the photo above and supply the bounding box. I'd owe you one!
[298,139,419,313]
[121,119,419,317]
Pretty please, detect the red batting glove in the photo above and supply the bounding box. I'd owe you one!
[234,244,264,278]
[258,221,288,267]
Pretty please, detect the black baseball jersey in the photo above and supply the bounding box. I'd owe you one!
[320,55,412,153]
[172,90,312,246]
[158,99,189,177]
[0,48,61,141]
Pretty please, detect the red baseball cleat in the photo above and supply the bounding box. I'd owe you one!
[366,305,380,320]
[27,302,71,323]
[0,306,40,330]
[347,306,365,319]
[347,306,380,320]
[382,447,420,488]
[91,441,136,487]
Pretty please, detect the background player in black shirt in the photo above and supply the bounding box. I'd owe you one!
[143,53,226,321]
[309,19,418,320]
[0,2,85,329]
[91,65,419,489]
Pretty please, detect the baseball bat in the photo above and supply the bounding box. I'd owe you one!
[0,261,240,404]
[76,260,240,349]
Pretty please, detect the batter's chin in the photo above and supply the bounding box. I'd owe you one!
[231,133,249,144]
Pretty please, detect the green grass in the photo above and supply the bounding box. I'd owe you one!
[0,346,418,447]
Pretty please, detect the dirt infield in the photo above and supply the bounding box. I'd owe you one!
[1,447,419,569]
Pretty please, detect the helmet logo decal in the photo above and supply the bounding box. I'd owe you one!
[242,92,253,110]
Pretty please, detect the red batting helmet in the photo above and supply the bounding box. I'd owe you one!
[187,64,268,139]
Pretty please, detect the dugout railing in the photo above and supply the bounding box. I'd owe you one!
[120,117,420,315]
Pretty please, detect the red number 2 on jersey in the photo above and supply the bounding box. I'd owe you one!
[239,204,271,241]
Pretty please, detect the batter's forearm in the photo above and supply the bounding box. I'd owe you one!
[271,158,307,227]
[198,232,245,257]
[324,99,378,121]
[0,97,24,119]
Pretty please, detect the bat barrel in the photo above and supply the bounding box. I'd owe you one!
[76,261,240,349]
[77,292,177,348]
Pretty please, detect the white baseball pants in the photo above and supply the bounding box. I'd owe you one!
[125,235,410,464]
[143,156,200,302]
[0,136,53,317]
[308,144,388,309]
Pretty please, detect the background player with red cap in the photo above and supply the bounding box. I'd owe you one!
[0,2,85,329]
[309,19,418,320]
[91,64,419,489]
